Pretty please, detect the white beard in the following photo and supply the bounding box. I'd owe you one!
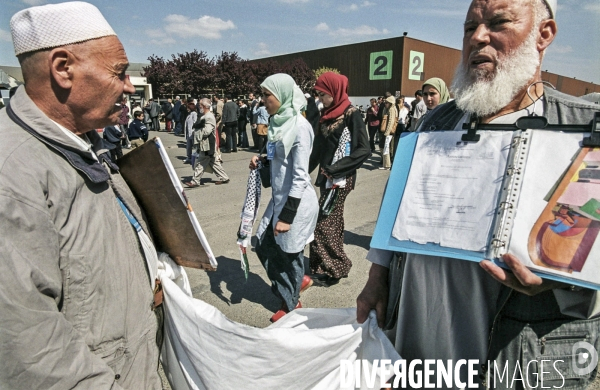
[451,30,541,117]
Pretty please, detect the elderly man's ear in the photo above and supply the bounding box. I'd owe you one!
[537,19,557,53]
[49,48,76,89]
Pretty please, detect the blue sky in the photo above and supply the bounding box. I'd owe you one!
[1,0,599,84]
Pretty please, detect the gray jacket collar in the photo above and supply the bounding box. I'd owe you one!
[7,86,117,183]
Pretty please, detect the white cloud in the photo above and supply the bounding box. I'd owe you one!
[329,25,389,38]
[21,0,46,5]
[341,1,375,12]
[548,44,573,54]
[253,42,271,56]
[0,29,12,43]
[150,37,177,46]
[583,2,600,13]
[145,29,167,39]
[315,22,329,31]
[164,15,235,39]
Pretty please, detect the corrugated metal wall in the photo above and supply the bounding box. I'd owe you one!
[401,38,462,97]
[251,37,598,99]
[254,37,404,96]
[542,71,600,96]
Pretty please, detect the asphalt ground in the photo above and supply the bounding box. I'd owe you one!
[136,126,599,389]
[142,126,386,328]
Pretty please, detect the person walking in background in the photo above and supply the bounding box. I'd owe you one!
[103,125,124,161]
[162,98,173,133]
[392,95,409,162]
[365,98,380,152]
[148,98,161,131]
[379,96,397,170]
[184,102,197,163]
[305,89,321,134]
[250,73,318,323]
[308,72,370,286]
[237,99,249,148]
[253,101,269,153]
[118,97,131,149]
[222,94,239,153]
[173,96,182,135]
[184,98,229,187]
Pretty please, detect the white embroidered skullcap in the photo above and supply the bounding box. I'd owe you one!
[10,1,116,56]
[542,0,557,19]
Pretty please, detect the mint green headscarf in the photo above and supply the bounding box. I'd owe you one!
[422,77,450,105]
[260,73,307,158]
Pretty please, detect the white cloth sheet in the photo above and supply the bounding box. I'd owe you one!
[157,255,400,390]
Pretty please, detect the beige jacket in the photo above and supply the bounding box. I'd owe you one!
[0,87,161,389]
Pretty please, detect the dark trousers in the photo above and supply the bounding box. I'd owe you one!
[223,121,237,152]
[392,123,406,163]
[255,221,304,311]
[151,116,160,132]
[174,120,183,135]
[109,141,123,161]
[251,125,258,150]
[238,120,249,148]
[367,125,379,151]
[257,135,267,154]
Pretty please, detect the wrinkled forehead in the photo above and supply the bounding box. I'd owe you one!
[465,0,531,21]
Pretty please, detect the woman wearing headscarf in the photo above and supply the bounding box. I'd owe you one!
[415,77,450,130]
[308,72,370,286]
[249,73,318,322]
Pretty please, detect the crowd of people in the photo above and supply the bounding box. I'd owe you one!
[2,0,600,389]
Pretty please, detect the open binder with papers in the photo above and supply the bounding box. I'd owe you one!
[371,113,600,289]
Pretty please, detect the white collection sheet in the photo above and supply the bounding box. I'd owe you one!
[157,255,400,390]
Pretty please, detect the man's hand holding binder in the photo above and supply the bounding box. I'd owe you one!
[480,254,566,296]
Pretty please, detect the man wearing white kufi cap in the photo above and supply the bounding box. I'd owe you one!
[358,0,600,388]
[0,2,161,389]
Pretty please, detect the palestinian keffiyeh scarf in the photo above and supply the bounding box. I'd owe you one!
[322,127,351,216]
[237,160,263,279]
[326,127,351,189]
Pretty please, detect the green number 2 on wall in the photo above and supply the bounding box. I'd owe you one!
[369,51,393,80]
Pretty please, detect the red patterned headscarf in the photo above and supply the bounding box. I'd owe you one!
[314,72,351,123]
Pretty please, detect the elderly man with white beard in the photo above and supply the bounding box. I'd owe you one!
[357,0,600,388]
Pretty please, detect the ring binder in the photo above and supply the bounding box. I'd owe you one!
[372,118,600,290]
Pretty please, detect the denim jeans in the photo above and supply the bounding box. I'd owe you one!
[255,221,304,311]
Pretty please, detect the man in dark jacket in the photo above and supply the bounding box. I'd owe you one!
[162,98,173,132]
[221,94,239,153]
[103,125,124,161]
[305,90,320,134]
[173,96,182,135]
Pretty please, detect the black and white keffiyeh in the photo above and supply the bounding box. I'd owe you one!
[326,127,351,189]
[237,160,263,279]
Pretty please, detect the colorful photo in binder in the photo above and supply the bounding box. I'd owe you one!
[528,147,600,273]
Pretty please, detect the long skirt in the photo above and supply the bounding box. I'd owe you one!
[256,221,305,311]
[309,175,354,279]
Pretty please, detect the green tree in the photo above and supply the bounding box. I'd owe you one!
[314,66,340,80]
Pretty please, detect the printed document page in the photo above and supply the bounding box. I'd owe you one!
[392,131,513,251]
